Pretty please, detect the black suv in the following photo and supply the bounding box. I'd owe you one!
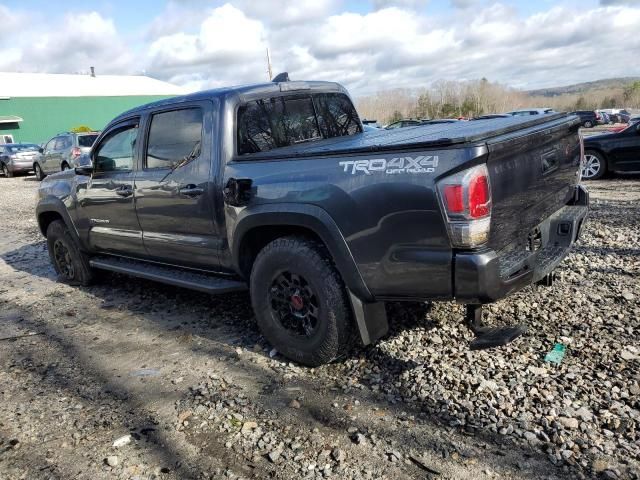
[36,77,587,366]
[570,110,599,128]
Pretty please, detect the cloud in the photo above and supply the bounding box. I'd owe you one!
[1,1,640,97]
[600,0,640,5]
[147,4,268,86]
[0,9,133,74]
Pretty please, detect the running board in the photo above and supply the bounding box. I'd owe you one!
[89,256,247,295]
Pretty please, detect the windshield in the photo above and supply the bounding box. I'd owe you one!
[7,144,40,153]
[78,134,99,147]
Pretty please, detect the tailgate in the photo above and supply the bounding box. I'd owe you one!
[486,115,582,254]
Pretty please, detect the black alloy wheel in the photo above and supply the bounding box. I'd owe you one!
[269,271,320,338]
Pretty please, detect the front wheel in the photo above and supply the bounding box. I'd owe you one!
[583,120,593,128]
[46,220,95,286]
[250,236,354,367]
[34,163,45,181]
[582,150,607,180]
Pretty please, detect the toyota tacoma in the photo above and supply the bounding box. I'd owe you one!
[36,75,588,366]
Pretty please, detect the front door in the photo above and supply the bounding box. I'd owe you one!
[76,119,145,256]
[134,102,221,268]
[611,126,640,172]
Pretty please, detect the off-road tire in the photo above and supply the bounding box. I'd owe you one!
[34,163,45,181]
[46,220,94,286]
[250,236,354,367]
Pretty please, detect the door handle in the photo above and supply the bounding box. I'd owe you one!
[178,185,204,197]
[116,186,133,197]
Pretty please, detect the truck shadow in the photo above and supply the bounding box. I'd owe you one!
[0,296,569,480]
[0,241,589,479]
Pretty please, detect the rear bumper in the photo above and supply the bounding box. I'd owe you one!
[454,185,589,303]
[8,162,33,173]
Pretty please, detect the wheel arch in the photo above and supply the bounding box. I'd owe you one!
[36,197,80,244]
[232,204,373,302]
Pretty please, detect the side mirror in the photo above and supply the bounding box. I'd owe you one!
[38,147,44,154]
[74,153,93,175]
[75,165,93,175]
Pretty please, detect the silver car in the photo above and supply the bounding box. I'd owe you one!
[0,143,41,178]
[34,131,99,180]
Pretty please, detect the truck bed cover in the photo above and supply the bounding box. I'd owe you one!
[236,113,577,160]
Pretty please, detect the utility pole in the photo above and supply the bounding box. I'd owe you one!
[266,48,273,81]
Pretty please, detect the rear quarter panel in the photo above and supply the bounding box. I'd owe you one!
[224,145,486,300]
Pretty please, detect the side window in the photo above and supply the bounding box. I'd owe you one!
[313,93,362,138]
[44,139,54,151]
[146,108,203,169]
[93,125,138,173]
[237,96,321,155]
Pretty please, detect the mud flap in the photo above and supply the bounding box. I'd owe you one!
[348,291,388,346]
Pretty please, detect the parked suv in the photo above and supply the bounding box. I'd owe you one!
[34,131,100,180]
[36,77,587,366]
[570,110,599,128]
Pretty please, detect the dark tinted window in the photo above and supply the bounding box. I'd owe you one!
[314,93,361,138]
[77,134,98,147]
[238,96,321,155]
[94,125,138,172]
[146,108,203,169]
[237,93,361,156]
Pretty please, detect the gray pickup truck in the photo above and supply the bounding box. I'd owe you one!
[36,76,588,366]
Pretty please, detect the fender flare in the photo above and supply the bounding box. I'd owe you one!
[36,196,82,246]
[231,203,373,302]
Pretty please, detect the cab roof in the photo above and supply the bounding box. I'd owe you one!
[112,80,347,123]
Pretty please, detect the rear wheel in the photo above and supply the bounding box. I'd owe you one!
[582,150,607,180]
[2,163,13,178]
[583,120,593,128]
[46,220,95,286]
[34,163,45,181]
[250,236,354,367]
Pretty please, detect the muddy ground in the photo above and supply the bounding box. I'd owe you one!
[0,175,638,480]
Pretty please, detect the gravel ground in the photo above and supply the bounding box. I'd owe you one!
[0,174,638,480]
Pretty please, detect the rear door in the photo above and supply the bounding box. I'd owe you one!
[134,101,221,268]
[41,137,59,174]
[76,118,145,255]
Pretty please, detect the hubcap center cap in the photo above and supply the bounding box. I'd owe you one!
[290,294,304,310]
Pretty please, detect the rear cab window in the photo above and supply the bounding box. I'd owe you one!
[237,92,361,157]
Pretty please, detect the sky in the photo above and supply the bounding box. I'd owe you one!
[0,0,639,96]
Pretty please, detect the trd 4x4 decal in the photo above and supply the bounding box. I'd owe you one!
[339,156,439,175]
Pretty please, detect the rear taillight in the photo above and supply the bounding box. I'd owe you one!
[71,147,81,158]
[437,164,492,248]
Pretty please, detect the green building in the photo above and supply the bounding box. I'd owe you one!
[0,71,186,144]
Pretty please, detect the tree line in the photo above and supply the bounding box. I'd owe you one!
[356,78,640,125]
